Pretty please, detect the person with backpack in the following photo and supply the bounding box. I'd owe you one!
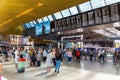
[89,49,93,61]
[72,48,76,61]
[75,49,80,63]
[66,48,72,64]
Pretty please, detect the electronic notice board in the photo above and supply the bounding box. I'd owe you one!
[110,3,119,22]
[82,13,88,27]
[52,2,120,32]
[102,6,110,23]
[88,11,95,25]
[66,17,72,30]
[71,16,76,29]
[94,9,102,24]
[76,14,82,28]
[62,19,67,30]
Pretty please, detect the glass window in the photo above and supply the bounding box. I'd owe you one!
[54,12,63,19]
[69,6,79,15]
[61,9,71,17]
[29,21,35,27]
[106,0,120,5]
[33,21,37,24]
[48,15,54,21]
[25,23,31,28]
[78,1,92,12]
[37,18,43,23]
[91,0,105,9]
[23,24,27,28]
[43,17,49,22]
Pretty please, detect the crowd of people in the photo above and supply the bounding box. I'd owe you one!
[0,46,120,74]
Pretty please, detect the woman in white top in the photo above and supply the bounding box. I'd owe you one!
[46,50,53,72]
[43,49,47,62]
[14,48,21,69]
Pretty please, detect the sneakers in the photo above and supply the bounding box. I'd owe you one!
[54,70,59,74]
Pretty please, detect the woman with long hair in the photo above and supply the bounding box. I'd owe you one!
[55,47,62,73]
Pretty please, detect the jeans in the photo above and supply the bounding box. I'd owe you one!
[67,57,72,62]
[55,60,61,72]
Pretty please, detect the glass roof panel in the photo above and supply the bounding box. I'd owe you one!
[29,21,35,27]
[33,21,37,24]
[69,6,79,15]
[61,9,71,17]
[43,17,49,22]
[106,0,120,5]
[48,15,54,21]
[79,1,92,12]
[25,23,31,28]
[54,12,63,19]
[37,19,43,23]
[91,0,105,9]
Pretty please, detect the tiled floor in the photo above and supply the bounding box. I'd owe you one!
[1,59,120,80]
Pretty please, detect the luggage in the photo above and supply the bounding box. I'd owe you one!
[36,61,41,67]
[17,58,26,73]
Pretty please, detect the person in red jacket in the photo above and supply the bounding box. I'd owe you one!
[76,49,80,63]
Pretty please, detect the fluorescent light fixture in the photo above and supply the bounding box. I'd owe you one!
[37,3,43,7]
[16,8,33,18]
[3,19,12,25]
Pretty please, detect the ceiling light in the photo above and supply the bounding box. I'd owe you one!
[3,19,12,25]
[16,8,33,18]
[37,3,43,7]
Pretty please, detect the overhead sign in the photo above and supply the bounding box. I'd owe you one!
[51,2,120,32]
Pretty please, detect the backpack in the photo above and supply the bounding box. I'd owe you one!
[76,50,80,57]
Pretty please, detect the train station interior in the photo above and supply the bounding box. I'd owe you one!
[0,0,120,80]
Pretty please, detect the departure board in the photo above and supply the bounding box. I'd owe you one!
[102,6,110,23]
[88,11,95,25]
[76,14,82,28]
[66,17,72,30]
[82,13,88,26]
[95,9,102,24]
[71,16,76,29]
[54,21,58,31]
[62,19,67,30]
[110,3,119,22]
[58,20,62,31]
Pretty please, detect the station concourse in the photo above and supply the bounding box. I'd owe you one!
[0,0,120,80]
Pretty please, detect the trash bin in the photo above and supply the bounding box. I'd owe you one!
[17,58,26,73]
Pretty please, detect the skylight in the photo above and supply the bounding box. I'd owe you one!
[48,15,54,21]
[106,0,120,5]
[43,17,49,22]
[91,0,105,9]
[78,1,92,12]
[37,19,43,23]
[69,6,79,15]
[54,12,63,19]
[61,9,71,18]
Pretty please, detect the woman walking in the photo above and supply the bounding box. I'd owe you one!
[55,48,62,73]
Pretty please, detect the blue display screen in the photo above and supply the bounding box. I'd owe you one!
[35,23,42,35]
[43,21,50,34]
[25,23,31,28]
